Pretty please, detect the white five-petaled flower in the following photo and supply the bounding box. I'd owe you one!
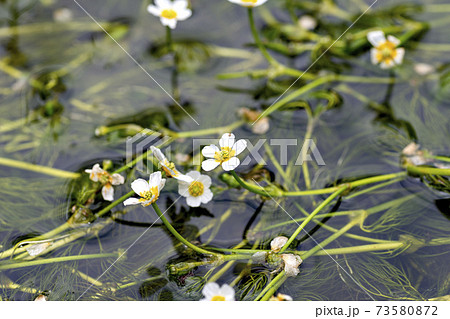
[85,164,125,202]
[367,30,405,69]
[178,171,213,207]
[151,146,193,183]
[281,254,303,277]
[123,171,166,207]
[228,0,268,8]
[200,282,235,301]
[147,0,192,29]
[202,133,247,171]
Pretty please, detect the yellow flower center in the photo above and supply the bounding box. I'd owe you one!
[211,295,226,301]
[162,162,179,178]
[375,41,397,64]
[214,147,236,163]
[242,0,258,4]
[138,186,159,206]
[161,9,177,19]
[188,181,204,197]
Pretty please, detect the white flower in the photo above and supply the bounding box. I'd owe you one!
[270,236,288,253]
[151,146,193,183]
[200,282,235,301]
[34,295,48,301]
[178,171,213,207]
[123,171,166,207]
[228,0,268,8]
[298,15,317,30]
[201,133,247,171]
[85,164,125,202]
[367,30,405,69]
[147,0,192,29]
[281,254,302,277]
[269,293,293,301]
[414,63,434,76]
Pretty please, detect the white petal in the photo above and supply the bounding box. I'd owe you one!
[173,0,188,10]
[174,174,194,183]
[202,159,220,171]
[380,60,394,69]
[159,178,166,192]
[370,48,379,65]
[155,0,171,8]
[202,283,220,299]
[367,30,386,47]
[178,182,190,197]
[151,146,166,163]
[219,133,235,149]
[176,8,192,21]
[123,198,141,206]
[186,196,202,207]
[160,17,171,27]
[147,5,161,17]
[200,189,213,204]
[198,175,212,188]
[221,157,240,171]
[232,139,247,156]
[202,145,220,158]
[387,35,401,46]
[186,170,201,181]
[102,184,114,201]
[149,171,162,188]
[111,174,125,185]
[218,284,235,301]
[256,0,269,6]
[393,48,405,65]
[167,18,177,29]
[86,163,103,182]
[131,179,149,195]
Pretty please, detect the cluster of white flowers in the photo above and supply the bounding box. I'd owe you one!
[85,133,247,209]
[85,164,125,201]
[147,0,269,29]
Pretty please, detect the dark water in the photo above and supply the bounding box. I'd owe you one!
[0,0,449,301]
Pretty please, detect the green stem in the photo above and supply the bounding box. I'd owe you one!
[283,172,407,196]
[406,165,450,176]
[279,186,347,253]
[151,203,217,256]
[96,191,134,218]
[0,253,118,270]
[247,8,278,66]
[230,170,276,196]
[257,75,334,121]
[164,120,245,138]
[0,157,80,179]
[301,219,359,260]
[255,270,286,301]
